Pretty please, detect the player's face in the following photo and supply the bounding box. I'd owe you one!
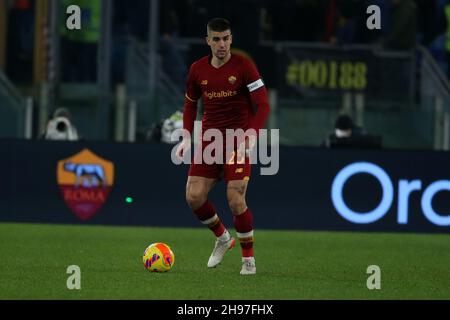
[206,30,232,60]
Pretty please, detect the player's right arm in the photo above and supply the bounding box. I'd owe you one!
[176,64,201,159]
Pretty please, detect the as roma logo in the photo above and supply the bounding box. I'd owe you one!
[57,149,114,221]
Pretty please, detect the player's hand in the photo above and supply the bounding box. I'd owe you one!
[245,134,256,157]
[237,135,256,160]
[176,137,191,160]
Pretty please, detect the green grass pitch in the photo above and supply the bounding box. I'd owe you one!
[0,222,449,299]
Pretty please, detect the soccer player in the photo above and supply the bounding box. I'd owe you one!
[176,18,270,275]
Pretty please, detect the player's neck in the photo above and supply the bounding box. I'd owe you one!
[211,53,231,69]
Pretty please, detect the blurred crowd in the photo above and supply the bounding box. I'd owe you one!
[3,0,450,84]
[112,0,447,49]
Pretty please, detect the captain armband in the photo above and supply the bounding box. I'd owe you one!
[247,79,264,92]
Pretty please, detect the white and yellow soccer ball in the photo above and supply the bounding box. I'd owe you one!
[143,243,175,272]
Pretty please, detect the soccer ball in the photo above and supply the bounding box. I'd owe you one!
[143,243,175,272]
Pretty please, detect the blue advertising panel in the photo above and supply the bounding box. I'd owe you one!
[0,139,449,233]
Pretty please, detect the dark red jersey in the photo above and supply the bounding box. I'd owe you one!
[183,54,270,136]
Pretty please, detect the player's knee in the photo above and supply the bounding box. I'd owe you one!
[227,195,246,215]
[186,188,207,210]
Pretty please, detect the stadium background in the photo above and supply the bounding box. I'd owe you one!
[0,0,450,300]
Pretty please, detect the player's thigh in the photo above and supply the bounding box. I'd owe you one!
[226,179,249,201]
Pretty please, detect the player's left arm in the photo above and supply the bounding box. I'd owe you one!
[239,59,271,155]
[245,60,270,136]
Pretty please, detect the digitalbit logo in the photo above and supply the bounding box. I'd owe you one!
[57,149,115,221]
[204,90,237,100]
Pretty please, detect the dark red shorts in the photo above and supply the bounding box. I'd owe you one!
[188,143,251,182]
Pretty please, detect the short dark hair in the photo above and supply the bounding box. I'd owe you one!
[207,18,231,35]
[335,114,354,130]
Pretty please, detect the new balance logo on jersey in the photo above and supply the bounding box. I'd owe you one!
[204,90,237,100]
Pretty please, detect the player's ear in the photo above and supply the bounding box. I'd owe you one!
[205,36,210,46]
